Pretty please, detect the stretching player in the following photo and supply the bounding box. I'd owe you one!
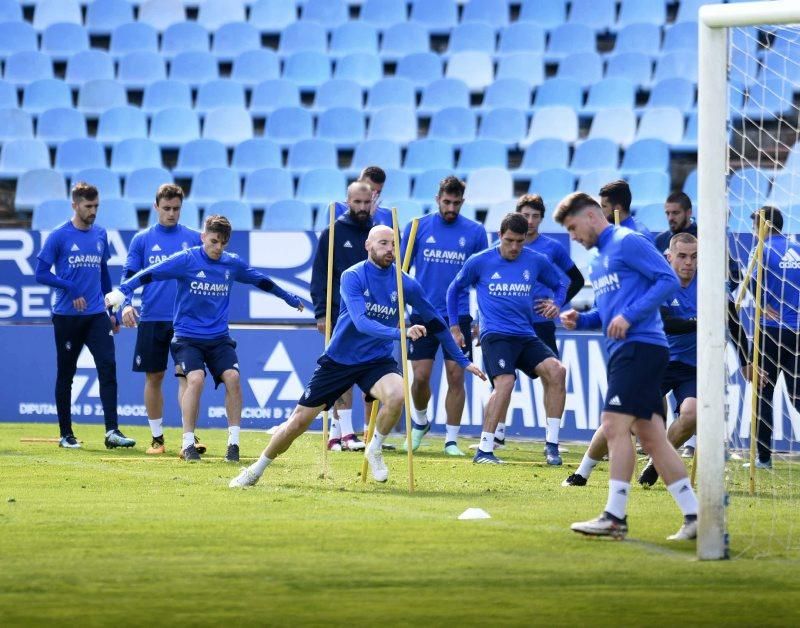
[556,192,698,541]
[447,213,568,465]
[35,182,135,450]
[120,184,202,455]
[599,179,655,242]
[229,226,486,488]
[106,215,302,463]
[401,176,488,455]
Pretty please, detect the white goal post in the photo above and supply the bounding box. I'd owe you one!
[697,0,800,560]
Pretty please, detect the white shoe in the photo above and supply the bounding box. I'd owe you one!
[667,518,698,541]
[229,467,260,488]
[365,445,388,482]
[341,434,366,451]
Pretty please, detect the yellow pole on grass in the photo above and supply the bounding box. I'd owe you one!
[321,202,335,478]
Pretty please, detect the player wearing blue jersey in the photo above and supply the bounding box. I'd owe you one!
[35,182,135,450]
[654,192,697,255]
[447,213,568,465]
[556,192,698,541]
[120,184,203,455]
[333,166,392,227]
[229,226,486,488]
[599,179,655,242]
[106,215,303,463]
[401,176,488,456]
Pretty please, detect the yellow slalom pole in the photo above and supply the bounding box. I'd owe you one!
[748,212,770,495]
[614,209,621,226]
[690,447,697,488]
[321,202,335,479]
[735,249,759,313]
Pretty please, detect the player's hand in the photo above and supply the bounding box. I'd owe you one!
[121,305,139,328]
[607,314,631,339]
[535,298,560,319]
[560,309,579,330]
[369,190,381,214]
[316,318,326,334]
[466,363,487,381]
[104,289,126,312]
[285,294,304,311]
[407,324,427,341]
[471,320,481,346]
[110,313,120,334]
[450,324,465,347]
[72,296,87,312]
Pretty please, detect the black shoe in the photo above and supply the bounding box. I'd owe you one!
[181,443,201,462]
[225,444,240,463]
[638,460,659,487]
[561,472,587,487]
[105,429,136,449]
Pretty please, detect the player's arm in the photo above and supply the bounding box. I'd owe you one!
[619,235,680,325]
[660,306,696,334]
[309,228,330,323]
[234,262,303,310]
[534,258,568,319]
[727,298,751,367]
[106,250,190,310]
[575,308,602,330]
[119,233,145,325]
[564,265,585,303]
[340,271,401,340]
[446,256,478,345]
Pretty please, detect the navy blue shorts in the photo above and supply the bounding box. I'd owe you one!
[409,314,473,362]
[480,332,556,386]
[299,355,401,410]
[533,321,559,356]
[170,334,239,388]
[660,360,697,411]
[605,342,670,419]
[133,321,174,373]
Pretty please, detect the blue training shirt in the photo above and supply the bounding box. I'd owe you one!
[662,275,697,366]
[118,246,299,339]
[121,223,202,322]
[334,201,393,227]
[756,234,800,330]
[37,220,111,316]
[447,246,567,338]
[401,212,488,319]
[621,215,655,243]
[525,234,573,324]
[326,259,470,368]
[576,226,678,356]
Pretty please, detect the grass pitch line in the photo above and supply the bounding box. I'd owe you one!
[20,437,64,443]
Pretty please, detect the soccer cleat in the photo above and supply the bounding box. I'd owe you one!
[681,445,695,459]
[341,434,366,451]
[637,460,659,487]
[473,450,505,464]
[381,442,396,451]
[327,437,342,451]
[194,436,207,455]
[59,435,81,449]
[494,436,506,450]
[229,467,260,488]
[444,441,466,456]
[545,442,562,466]
[743,458,772,469]
[105,430,136,449]
[571,512,628,539]
[364,445,389,482]
[180,443,201,462]
[146,435,166,455]
[667,517,698,541]
[225,444,240,463]
[561,472,587,487]
[406,421,431,451]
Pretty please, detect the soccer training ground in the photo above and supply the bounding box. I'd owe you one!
[2,422,798,627]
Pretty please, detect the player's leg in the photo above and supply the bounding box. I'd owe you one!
[476,375,514,463]
[335,387,364,451]
[206,335,243,462]
[563,425,608,486]
[179,369,205,461]
[408,358,434,450]
[442,359,466,455]
[52,314,83,447]
[144,371,166,453]
[524,336,566,465]
[753,326,780,467]
[362,371,405,482]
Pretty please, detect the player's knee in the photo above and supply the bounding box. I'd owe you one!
[681,398,697,422]
[185,371,205,388]
[383,387,405,412]
[493,374,515,395]
[223,369,241,388]
[146,371,165,385]
[544,360,566,386]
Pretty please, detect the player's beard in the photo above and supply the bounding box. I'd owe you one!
[351,209,370,224]
[440,210,458,223]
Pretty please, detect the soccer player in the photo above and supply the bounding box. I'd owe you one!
[229,225,486,488]
[401,176,488,455]
[105,215,303,463]
[447,213,568,465]
[556,192,698,541]
[311,181,376,451]
[34,182,135,449]
[120,184,202,455]
[334,166,392,226]
[654,192,696,255]
[599,179,655,242]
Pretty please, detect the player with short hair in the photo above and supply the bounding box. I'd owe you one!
[556,192,698,541]
[447,213,568,465]
[120,184,203,455]
[599,179,655,242]
[35,182,135,449]
[401,175,488,456]
[229,226,487,488]
[106,215,303,463]
[654,192,696,255]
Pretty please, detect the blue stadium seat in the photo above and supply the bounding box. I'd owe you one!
[37,107,86,145]
[125,167,173,207]
[32,199,73,230]
[521,106,578,146]
[0,108,33,141]
[0,0,21,23]
[212,22,260,61]
[483,199,517,231]
[466,167,514,206]
[620,139,669,175]
[730,167,771,209]
[529,168,575,204]
[683,169,697,204]
[22,79,72,115]
[380,168,411,202]
[654,51,698,84]
[0,21,36,57]
[0,80,16,108]
[759,50,800,86]
[230,49,281,86]
[498,22,546,56]
[635,203,668,232]
[419,78,469,115]
[361,0,407,31]
[296,168,347,208]
[250,79,301,115]
[286,138,337,172]
[587,107,637,145]
[15,169,67,211]
[4,51,53,86]
[317,106,365,148]
[366,77,416,111]
[117,51,167,89]
[517,139,569,177]
[190,168,242,207]
[447,22,496,56]
[265,106,313,146]
[41,23,88,61]
[456,139,507,175]
[301,0,348,29]
[96,105,148,144]
[138,0,185,32]
[170,51,219,87]
[85,0,134,36]
[243,168,295,208]
[404,139,453,174]
[674,111,697,152]
[412,168,452,203]
[482,78,531,111]
[532,77,582,110]
[740,76,794,121]
[546,23,596,60]
[314,79,363,111]
[33,0,82,31]
[479,108,527,146]
[463,0,510,29]
[663,22,698,54]
[583,77,636,116]
[390,199,426,226]
[198,0,246,31]
[605,52,653,88]
[0,139,50,177]
[55,138,106,176]
[283,51,331,90]
[141,79,192,115]
[203,200,251,230]
[109,22,159,59]
[279,22,327,56]
[110,138,162,174]
[410,0,457,35]
[161,22,209,59]
[519,0,567,29]
[65,50,114,88]
[149,107,200,148]
[571,138,619,174]
[173,139,227,178]
[334,53,383,88]
[628,171,670,209]
[350,139,402,175]
[557,51,603,88]
[203,106,253,147]
[428,106,477,146]
[446,52,494,91]
[396,52,442,89]
[196,80,246,113]
[249,0,297,34]
[568,0,615,32]
[617,1,666,28]
[97,198,139,230]
[73,167,122,200]
[330,22,379,58]
[380,23,429,61]
[232,139,282,175]
[577,169,622,196]
[495,52,545,87]
[636,107,684,145]
[644,77,695,113]
[367,106,417,143]
[612,23,662,57]
[262,200,313,231]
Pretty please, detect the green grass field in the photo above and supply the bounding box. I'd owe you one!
[2,422,799,626]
